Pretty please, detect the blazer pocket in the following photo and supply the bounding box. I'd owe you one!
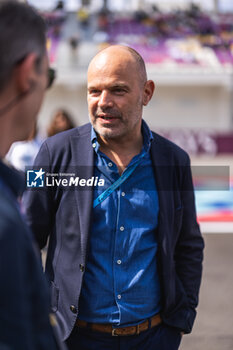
[51,281,59,312]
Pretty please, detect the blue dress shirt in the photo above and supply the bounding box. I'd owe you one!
[78,121,161,327]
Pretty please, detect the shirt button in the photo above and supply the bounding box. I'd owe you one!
[117,260,122,265]
[121,192,125,197]
[70,305,78,314]
[120,226,124,231]
[117,294,122,300]
[108,162,113,167]
[92,143,96,148]
[79,264,85,272]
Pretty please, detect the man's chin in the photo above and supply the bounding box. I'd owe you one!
[95,127,124,140]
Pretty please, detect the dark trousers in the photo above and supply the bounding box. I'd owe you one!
[66,324,182,350]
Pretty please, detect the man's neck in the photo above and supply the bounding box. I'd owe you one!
[0,125,13,159]
[98,132,143,174]
[0,90,17,158]
[0,104,18,159]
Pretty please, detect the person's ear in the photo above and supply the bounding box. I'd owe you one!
[142,80,155,106]
[15,53,38,94]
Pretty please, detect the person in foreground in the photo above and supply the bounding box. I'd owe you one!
[24,45,204,350]
[0,2,65,349]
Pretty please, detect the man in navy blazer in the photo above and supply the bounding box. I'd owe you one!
[0,2,66,349]
[24,45,204,350]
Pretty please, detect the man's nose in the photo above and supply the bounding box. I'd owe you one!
[98,90,113,108]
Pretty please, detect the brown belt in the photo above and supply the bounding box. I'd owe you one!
[76,314,162,336]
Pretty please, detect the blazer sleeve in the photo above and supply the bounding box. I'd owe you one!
[23,141,55,249]
[175,156,204,332]
[0,197,58,350]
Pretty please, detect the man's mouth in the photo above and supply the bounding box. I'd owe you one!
[97,114,119,120]
[99,115,116,120]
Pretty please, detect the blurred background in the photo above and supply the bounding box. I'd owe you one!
[11,0,233,348]
[23,0,233,231]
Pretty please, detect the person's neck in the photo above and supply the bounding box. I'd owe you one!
[0,109,16,159]
[98,130,143,174]
[0,127,14,159]
[0,90,18,158]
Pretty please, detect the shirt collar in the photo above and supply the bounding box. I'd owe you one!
[91,126,100,153]
[91,119,153,154]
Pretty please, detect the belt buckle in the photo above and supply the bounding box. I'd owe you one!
[112,328,119,336]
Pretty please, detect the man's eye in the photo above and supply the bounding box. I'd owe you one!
[113,88,126,94]
[89,90,100,95]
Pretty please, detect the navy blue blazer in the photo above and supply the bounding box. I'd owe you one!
[0,161,60,349]
[24,122,204,341]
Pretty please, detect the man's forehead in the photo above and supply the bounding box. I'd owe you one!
[88,48,136,73]
[88,62,136,88]
[87,78,130,89]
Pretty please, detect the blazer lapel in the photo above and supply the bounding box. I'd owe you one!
[70,125,94,258]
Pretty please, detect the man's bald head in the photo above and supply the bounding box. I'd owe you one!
[88,45,147,87]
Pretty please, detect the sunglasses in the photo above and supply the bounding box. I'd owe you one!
[47,67,56,89]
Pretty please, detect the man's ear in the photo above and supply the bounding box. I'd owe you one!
[15,53,38,93]
[142,80,155,106]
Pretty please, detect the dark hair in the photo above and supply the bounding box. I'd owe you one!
[47,109,76,137]
[0,1,46,91]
